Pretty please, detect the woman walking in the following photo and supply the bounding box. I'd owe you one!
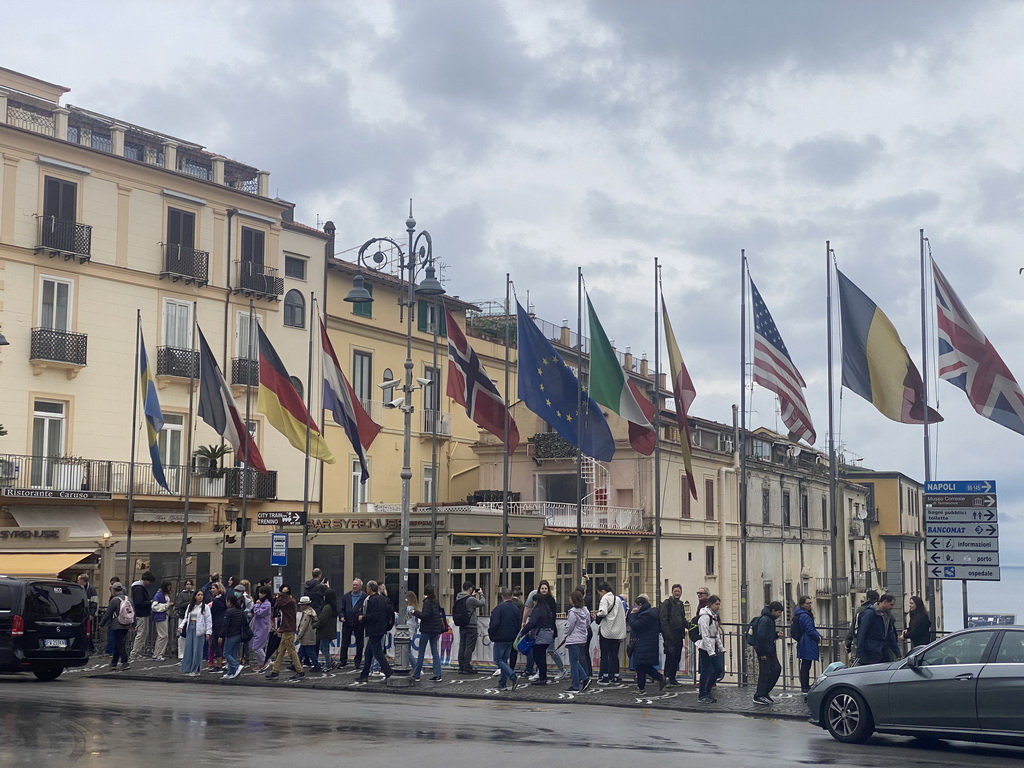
[315,588,339,671]
[794,595,822,693]
[412,584,445,682]
[151,580,172,661]
[524,581,557,685]
[179,590,212,676]
[207,583,227,672]
[250,585,273,672]
[696,594,725,703]
[626,594,665,694]
[173,579,195,660]
[903,596,932,651]
[221,593,246,679]
[592,581,626,683]
[563,590,591,692]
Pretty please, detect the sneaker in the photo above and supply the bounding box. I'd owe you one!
[553,672,567,683]
[188,671,201,677]
[120,664,131,671]
[369,671,385,678]
[412,676,421,682]
[529,673,540,682]
[612,676,623,683]
[492,669,501,677]
[287,673,306,682]
[597,676,609,684]
[355,676,369,683]
[337,663,348,669]
[497,686,508,691]
[531,679,547,686]
[698,695,717,703]
[229,667,243,679]
[430,675,443,682]
[581,678,591,692]
[152,656,165,662]
[636,686,646,694]
[753,695,772,705]
[565,687,580,692]
[265,672,279,680]
[765,694,775,703]
[658,677,667,692]
[510,674,519,691]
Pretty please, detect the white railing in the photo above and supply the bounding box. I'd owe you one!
[478,501,646,530]
[7,104,55,136]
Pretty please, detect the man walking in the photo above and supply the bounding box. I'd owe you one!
[303,567,327,613]
[356,581,393,682]
[856,593,901,665]
[752,600,784,705]
[128,571,156,662]
[488,588,520,691]
[339,578,366,669]
[266,584,304,682]
[658,583,687,686]
[452,581,486,674]
[846,589,879,663]
[77,573,98,652]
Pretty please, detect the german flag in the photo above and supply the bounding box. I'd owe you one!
[257,325,335,463]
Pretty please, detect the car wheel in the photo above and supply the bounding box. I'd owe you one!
[31,665,64,682]
[824,689,874,744]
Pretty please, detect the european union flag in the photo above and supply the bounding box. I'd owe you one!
[516,301,615,461]
[139,332,169,492]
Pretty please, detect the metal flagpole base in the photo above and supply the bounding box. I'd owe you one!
[384,626,414,687]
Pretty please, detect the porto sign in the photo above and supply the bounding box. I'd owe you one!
[924,480,1000,582]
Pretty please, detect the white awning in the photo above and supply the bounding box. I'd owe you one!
[7,505,111,539]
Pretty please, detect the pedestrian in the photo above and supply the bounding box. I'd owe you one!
[752,600,784,705]
[250,585,273,672]
[412,584,445,682]
[179,589,212,676]
[523,581,557,685]
[100,583,133,671]
[592,581,626,683]
[200,572,220,603]
[151,580,172,661]
[207,582,227,672]
[627,594,666,694]
[902,595,932,652]
[452,581,486,674]
[339,578,366,669]
[693,586,710,685]
[128,570,156,662]
[266,584,304,682]
[173,579,196,659]
[405,590,419,642]
[104,576,121,656]
[303,567,328,613]
[296,595,321,672]
[856,593,901,665]
[794,595,822,693]
[221,593,246,679]
[356,580,393,682]
[487,587,521,691]
[562,589,591,693]
[521,583,567,682]
[658,583,687,686]
[696,594,725,703]
[315,588,339,671]
[508,585,525,672]
[77,573,98,653]
[845,589,878,663]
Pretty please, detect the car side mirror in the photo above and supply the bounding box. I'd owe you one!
[906,652,921,669]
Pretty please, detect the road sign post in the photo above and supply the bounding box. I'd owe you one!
[270,532,288,568]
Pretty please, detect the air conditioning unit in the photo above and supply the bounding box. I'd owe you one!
[0,459,17,487]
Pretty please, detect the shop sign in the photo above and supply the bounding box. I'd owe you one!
[308,517,447,531]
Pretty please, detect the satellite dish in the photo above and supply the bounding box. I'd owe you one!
[857,508,868,520]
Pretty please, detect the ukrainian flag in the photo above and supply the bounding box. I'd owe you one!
[139,332,170,491]
[837,270,941,425]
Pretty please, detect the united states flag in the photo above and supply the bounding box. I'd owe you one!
[750,279,816,444]
[933,259,1024,436]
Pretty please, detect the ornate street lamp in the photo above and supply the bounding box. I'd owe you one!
[344,202,445,687]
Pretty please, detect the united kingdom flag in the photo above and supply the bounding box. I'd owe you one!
[445,309,520,455]
[933,259,1024,436]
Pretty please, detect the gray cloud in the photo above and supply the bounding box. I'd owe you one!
[786,134,885,185]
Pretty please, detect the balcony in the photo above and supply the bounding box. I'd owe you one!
[30,327,88,378]
[37,216,92,262]
[234,260,283,300]
[231,357,259,387]
[421,409,451,437]
[0,453,276,499]
[475,501,648,532]
[157,346,199,379]
[225,467,277,500]
[815,576,850,597]
[161,244,209,286]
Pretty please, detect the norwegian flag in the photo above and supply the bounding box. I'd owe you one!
[445,309,520,455]
[933,259,1024,436]
[750,279,816,444]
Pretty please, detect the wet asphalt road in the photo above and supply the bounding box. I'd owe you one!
[1,677,1022,768]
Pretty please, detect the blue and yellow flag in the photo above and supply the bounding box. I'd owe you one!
[139,332,169,491]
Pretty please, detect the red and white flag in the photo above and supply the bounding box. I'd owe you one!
[445,309,520,455]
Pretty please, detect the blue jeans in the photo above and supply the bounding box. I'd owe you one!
[568,644,587,689]
[300,644,321,670]
[181,629,205,674]
[224,634,241,675]
[413,634,441,679]
[492,640,516,688]
[319,638,333,669]
[699,649,724,698]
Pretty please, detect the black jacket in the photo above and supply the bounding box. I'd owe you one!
[362,592,392,638]
[524,594,557,636]
[414,598,446,636]
[488,600,520,642]
[626,603,661,666]
[341,591,367,627]
[752,606,780,657]
[315,603,338,641]
[222,605,246,639]
[131,582,152,617]
[303,579,327,612]
[658,596,687,643]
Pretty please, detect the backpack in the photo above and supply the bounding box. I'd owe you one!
[687,616,702,643]
[452,595,470,627]
[745,615,761,647]
[240,617,254,643]
[790,612,804,641]
[117,595,135,625]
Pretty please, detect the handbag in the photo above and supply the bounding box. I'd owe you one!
[626,635,637,657]
[241,618,254,643]
[515,629,535,655]
[534,627,554,646]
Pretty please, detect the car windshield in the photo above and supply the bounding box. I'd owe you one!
[24,583,86,622]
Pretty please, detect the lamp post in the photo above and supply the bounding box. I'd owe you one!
[344,202,445,687]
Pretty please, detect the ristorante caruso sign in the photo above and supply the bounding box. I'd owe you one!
[1,488,113,500]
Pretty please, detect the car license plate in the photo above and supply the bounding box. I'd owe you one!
[43,639,67,648]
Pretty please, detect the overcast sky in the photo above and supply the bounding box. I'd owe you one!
[7,1,1024,573]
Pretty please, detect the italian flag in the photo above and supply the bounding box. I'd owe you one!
[587,294,656,455]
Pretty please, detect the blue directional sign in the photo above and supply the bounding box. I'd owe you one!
[925,480,996,494]
[270,532,288,567]
[925,480,1000,581]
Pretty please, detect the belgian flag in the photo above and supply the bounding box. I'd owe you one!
[257,325,335,463]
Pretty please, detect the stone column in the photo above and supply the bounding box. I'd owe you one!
[0,91,9,125]
[111,124,126,156]
[162,140,178,171]
[257,170,270,197]
[211,155,226,185]
[54,108,69,140]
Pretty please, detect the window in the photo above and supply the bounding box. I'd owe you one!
[284,289,305,328]
[681,476,691,519]
[507,554,536,596]
[783,490,791,527]
[449,554,492,603]
[705,546,715,577]
[240,227,265,268]
[43,176,77,223]
[163,299,192,348]
[352,281,372,318]
[352,351,372,403]
[158,413,185,466]
[704,478,715,520]
[801,494,809,528]
[284,255,306,280]
[422,464,434,504]
[381,368,395,403]
[417,300,447,336]
[40,276,72,331]
[31,400,66,487]
[351,458,369,514]
[763,582,773,606]
[629,560,643,603]
[762,487,771,524]
[556,561,575,610]
[821,496,828,529]
[236,312,262,358]
[167,207,196,250]
[289,376,303,401]
[586,561,618,596]
[920,631,995,667]
[995,631,1024,664]
[423,365,440,414]
[751,439,771,460]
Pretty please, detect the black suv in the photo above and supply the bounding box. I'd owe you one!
[0,577,90,681]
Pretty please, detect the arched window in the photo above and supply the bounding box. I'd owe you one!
[382,368,395,402]
[290,376,304,400]
[284,289,305,328]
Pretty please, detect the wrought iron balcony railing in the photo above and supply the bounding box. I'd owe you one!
[231,357,259,387]
[30,327,88,366]
[225,467,278,500]
[38,216,92,261]
[234,260,283,299]
[162,244,210,286]
[157,346,199,379]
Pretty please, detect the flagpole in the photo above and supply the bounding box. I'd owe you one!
[653,259,663,607]
[501,274,512,589]
[739,251,750,670]
[575,268,584,599]
[178,302,198,591]
[825,241,841,660]
[430,294,440,590]
[918,229,942,626]
[238,300,256,583]
[300,292,316,586]
[125,310,142,586]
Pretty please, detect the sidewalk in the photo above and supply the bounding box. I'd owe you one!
[74,659,811,720]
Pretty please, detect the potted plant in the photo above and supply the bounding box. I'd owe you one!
[193,444,232,497]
